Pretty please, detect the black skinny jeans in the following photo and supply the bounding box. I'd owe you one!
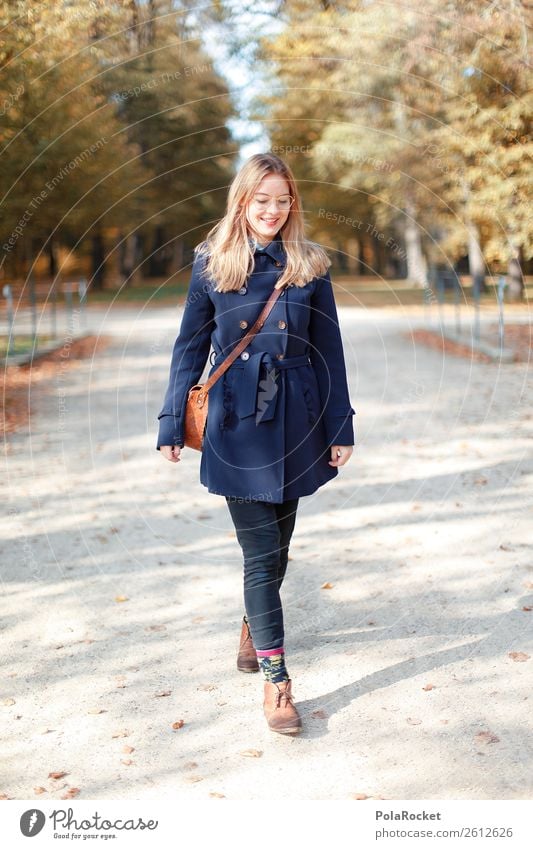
[225,496,299,652]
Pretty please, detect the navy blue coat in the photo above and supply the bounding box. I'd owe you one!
[156,233,356,503]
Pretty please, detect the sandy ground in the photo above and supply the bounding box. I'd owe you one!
[1,302,532,801]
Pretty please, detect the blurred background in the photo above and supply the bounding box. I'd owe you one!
[0,0,531,353]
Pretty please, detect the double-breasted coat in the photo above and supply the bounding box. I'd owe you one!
[156,232,356,504]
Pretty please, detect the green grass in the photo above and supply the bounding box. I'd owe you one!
[0,335,56,357]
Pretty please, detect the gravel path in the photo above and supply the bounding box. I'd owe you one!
[1,304,532,800]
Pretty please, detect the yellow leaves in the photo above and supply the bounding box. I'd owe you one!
[111,729,130,738]
[34,787,47,795]
[48,771,68,780]
[122,746,135,754]
[171,720,185,730]
[321,581,334,589]
[209,792,225,798]
[114,595,129,603]
[239,749,263,758]
[1,698,15,706]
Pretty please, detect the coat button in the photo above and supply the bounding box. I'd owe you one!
[275,353,284,360]
[241,351,250,360]
[278,320,286,329]
[239,320,248,329]
[238,286,247,295]
[274,260,281,267]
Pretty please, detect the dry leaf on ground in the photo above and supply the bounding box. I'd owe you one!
[240,749,262,758]
[508,651,530,662]
[475,731,500,745]
[172,720,185,730]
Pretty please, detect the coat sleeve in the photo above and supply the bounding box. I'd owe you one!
[309,268,356,447]
[156,249,215,450]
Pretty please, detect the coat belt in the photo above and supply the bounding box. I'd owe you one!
[211,351,311,422]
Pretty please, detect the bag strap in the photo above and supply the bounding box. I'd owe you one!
[193,284,286,405]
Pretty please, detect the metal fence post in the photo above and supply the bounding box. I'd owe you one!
[78,277,87,330]
[2,283,14,356]
[497,274,506,355]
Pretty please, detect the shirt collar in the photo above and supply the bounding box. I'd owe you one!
[247,232,286,265]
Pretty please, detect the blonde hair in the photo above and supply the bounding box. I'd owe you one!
[196,152,331,292]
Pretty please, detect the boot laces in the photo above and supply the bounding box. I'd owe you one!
[274,681,294,708]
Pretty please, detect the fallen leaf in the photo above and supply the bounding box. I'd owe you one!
[475,731,500,745]
[1,698,15,706]
[522,606,532,612]
[321,582,334,589]
[121,759,134,766]
[474,476,488,485]
[311,709,328,719]
[34,787,47,794]
[61,788,80,799]
[111,729,130,738]
[422,683,435,691]
[240,749,262,758]
[87,708,106,715]
[406,717,422,725]
[114,595,129,603]
[172,720,185,730]
[122,746,135,754]
[38,728,55,735]
[508,652,530,662]
[0,793,11,799]
[350,793,369,800]
[48,772,68,780]
[209,792,225,798]
[197,684,217,692]
[155,690,171,698]
[184,775,204,783]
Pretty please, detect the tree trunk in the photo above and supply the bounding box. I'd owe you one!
[91,232,105,290]
[466,219,487,296]
[404,198,427,286]
[507,245,525,302]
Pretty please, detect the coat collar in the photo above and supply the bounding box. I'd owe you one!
[247,231,286,265]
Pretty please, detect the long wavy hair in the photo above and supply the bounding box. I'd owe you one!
[196,152,331,292]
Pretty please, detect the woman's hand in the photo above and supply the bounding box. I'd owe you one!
[328,445,353,467]
[160,445,182,463]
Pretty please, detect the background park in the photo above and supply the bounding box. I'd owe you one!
[1,0,532,804]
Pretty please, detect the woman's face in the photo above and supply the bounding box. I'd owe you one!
[244,172,292,244]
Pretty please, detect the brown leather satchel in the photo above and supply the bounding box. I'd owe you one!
[184,284,285,451]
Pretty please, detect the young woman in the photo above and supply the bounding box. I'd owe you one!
[157,152,355,735]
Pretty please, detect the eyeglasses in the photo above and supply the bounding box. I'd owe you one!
[250,194,294,211]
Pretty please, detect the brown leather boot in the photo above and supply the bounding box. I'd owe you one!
[263,678,302,734]
[237,616,259,673]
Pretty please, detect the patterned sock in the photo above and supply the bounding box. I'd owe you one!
[256,647,289,684]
